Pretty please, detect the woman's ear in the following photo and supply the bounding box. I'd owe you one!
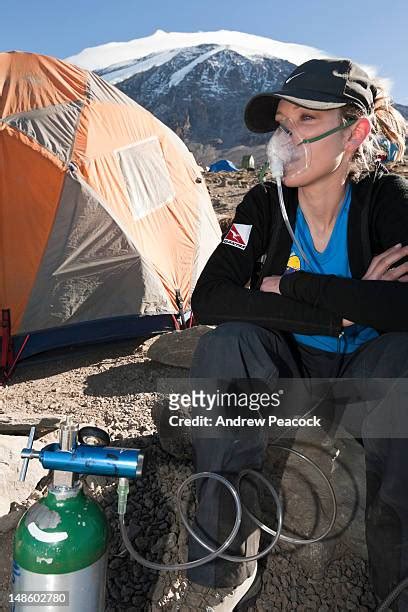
[345,117,371,153]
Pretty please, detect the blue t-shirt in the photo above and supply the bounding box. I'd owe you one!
[285,183,378,353]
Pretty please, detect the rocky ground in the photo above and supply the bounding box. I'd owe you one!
[204,168,260,224]
[2,162,408,611]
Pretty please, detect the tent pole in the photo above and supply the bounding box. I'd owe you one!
[171,314,180,330]
[5,334,30,381]
[1,309,13,385]
[175,289,186,330]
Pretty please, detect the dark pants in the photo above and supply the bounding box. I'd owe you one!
[187,322,408,611]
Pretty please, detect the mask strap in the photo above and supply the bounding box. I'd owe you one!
[301,118,357,144]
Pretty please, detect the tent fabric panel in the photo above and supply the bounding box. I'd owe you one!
[0,51,88,119]
[209,159,238,172]
[72,98,157,162]
[20,173,172,334]
[4,100,83,165]
[157,126,222,303]
[150,125,221,309]
[87,71,141,107]
[0,122,66,170]
[0,128,64,333]
[13,314,175,360]
[189,186,222,302]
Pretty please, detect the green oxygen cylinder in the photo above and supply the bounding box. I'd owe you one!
[11,421,111,612]
[11,482,109,612]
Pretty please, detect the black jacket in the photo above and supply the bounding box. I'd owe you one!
[191,168,408,337]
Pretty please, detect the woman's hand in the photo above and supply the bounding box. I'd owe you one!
[362,243,408,281]
[259,275,282,294]
[342,318,354,327]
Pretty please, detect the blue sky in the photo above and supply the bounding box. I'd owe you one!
[3,0,408,103]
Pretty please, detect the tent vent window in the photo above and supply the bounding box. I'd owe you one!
[117,137,175,220]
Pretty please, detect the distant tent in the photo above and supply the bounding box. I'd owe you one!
[0,51,220,369]
[241,154,255,170]
[208,159,238,172]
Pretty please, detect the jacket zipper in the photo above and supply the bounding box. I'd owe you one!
[337,330,345,354]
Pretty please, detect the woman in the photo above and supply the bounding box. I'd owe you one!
[157,59,408,611]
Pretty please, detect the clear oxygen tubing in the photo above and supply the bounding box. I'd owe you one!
[377,576,408,611]
[117,445,337,572]
[276,175,310,266]
[269,147,310,266]
[118,472,243,572]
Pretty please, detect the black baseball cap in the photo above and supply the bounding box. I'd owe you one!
[244,58,377,133]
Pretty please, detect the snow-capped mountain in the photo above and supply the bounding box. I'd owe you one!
[65,30,329,73]
[66,31,402,164]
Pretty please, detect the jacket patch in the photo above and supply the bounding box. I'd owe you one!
[223,223,252,250]
[286,253,301,273]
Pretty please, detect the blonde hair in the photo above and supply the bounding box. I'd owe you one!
[340,79,407,182]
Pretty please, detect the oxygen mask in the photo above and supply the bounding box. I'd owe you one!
[266,118,311,180]
[266,116,357,180]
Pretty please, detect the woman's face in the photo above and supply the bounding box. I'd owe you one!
[274,99,352,187]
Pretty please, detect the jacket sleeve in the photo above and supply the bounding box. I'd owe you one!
[279,174,408,332]
[192,184,343,336]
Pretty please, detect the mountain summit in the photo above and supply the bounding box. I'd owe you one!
[65,29,328,73]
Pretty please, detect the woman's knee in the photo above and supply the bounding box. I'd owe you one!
[191,322,262,367]
[374,331,408,348]
[190,322,286,383]
[209,321,268,338]
[206,321,270,343]
[368,332,408,375]
[192,322,274,361]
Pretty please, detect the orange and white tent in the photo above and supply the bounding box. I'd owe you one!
[0,51,220,365]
